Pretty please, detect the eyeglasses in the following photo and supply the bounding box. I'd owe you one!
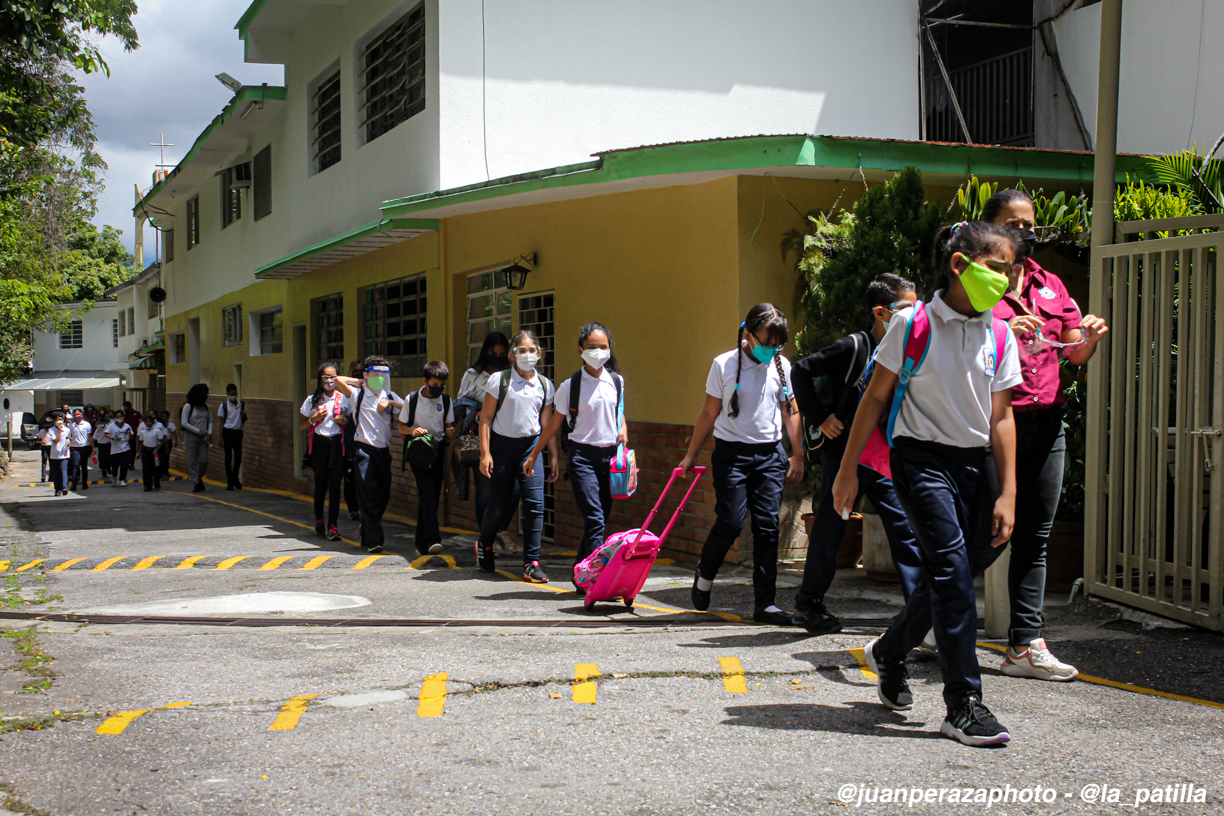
[514,347,537,354]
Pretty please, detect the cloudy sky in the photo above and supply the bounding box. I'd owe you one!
[82,0,283,260]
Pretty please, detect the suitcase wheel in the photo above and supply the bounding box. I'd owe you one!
[623,597,634,608]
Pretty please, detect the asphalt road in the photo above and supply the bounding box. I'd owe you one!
[1,448,1221,816]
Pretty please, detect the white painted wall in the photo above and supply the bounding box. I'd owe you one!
[437,0,920,188]
[31,302,122,373]
[1052,0,1224,156]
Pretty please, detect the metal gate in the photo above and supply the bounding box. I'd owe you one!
[1085,215,1224,629]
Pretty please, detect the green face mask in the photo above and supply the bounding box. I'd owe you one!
[367,376,386,392]
[958,259,1010,313]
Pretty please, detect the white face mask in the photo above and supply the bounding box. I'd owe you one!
[516,351,539,371]
[229,395,238,403]
[581,348,611,369]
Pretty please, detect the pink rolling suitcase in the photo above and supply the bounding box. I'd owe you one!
[578,466,706,610]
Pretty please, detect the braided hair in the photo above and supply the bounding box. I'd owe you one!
[311,362,338,409]
[729,303,795,419]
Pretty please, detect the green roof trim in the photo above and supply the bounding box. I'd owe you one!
[253,217,439,280]
[132,85,287,217]
[235,0,271,40]
[380,135,1151,219]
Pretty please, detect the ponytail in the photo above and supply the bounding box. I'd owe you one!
[932,221,1020,292]
[729,322,746,418]
[773,353,794,416]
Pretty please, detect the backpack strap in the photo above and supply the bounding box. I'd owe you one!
[886,302,933,446]
[566,370,582,432]
[492,369,513,421]
[406,391,418,428]
[990,316,1008,378]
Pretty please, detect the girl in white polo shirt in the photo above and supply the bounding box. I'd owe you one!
[42,414,71,495]
[679,303,805,625]
[525,322,627,593]
[475,329,559,583]
[300,362,351,542]
[833,220,1022,748]
[106,413,134,486]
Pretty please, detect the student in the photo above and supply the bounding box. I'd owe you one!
[37,414,54,483]
[475,330,559,583]
[67,408,93,491]
[400,360,457,556]
[42,413,71,496]
[679,304,804,625]
[790,275,923,634]
[335,356,403,553]
[134,412,165,491]
[157,410,177,480]
[218,383,248,490]
[301,363,351,541]
[181,384,213,492]
[456,332,518,553]
[106,411,135,486]
[977,189,1109,682]
[121,400,142,431]
[832,220,1021,747]
[525,322,627,594]
[92,413,112,483]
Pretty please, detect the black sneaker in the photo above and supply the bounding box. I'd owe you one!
[227,483,235,491]
[192,482,205,493]
[571,580,586,597]
[864,636,913,711]
[347,510,360,521]
[234,481,242,490]
[753,607,794,626]
[315,519,326,537]
[941,694,1011,747]
[523,561,549,584]
[366,542,384,554]
[691,570,711,611]
[793,597,843,635]
[476,540,496,573]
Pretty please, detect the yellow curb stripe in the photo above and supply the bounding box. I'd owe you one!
[417,672,448,718]
[0,561,9,573]
[718,657,748,694]
[573,663,599,704]
[94,703,190,736]
[91,556,127,572]
[50,558,86,572]
[300,555,335,570]
[174,555,207,570]
[409,554,458,570]
[353,555,387,570]
[131,556,166,571]
[15,559,45,572]
[270,694,319,731]
[847,648,877,681]
[259,556,293,571]
[214,556,250,571]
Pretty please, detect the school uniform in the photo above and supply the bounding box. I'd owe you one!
[180,403,212,486]
[453,367,492,501]
[136,423,165,490]
[44,427,71,492]
[352,384,402,550]
[698,347,792,610]
[67,418,93,490]
[478,369,554,565]
[218,398,246,488]
[301,391,351,529]
[870,292,1021,708]
[400,388,455,554]
[92,423,111,479]
[555,367,623,563]
[106,421,134,482]
[158,421,176,479]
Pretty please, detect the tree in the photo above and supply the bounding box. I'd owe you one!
[62,223,136,301]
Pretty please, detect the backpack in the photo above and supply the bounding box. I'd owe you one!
[566,370,623,433]
[804,332,870,453]
[400,391,451,471]
[883,301,1008,446]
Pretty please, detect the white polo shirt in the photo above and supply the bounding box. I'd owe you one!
[45,427,71,459]
[92,424,109,444]
[457,368,492,402]
[484,369,554,439]
[875,292,1023,450]
[68,420,92,447]
[706,347,793,445]
[300,392,351,437]
[218,399,245,430]
[554,368,622,447]
[136,423,164,449]
[354,386,399,448]
[400,388,455,439]
[106,422,133,454]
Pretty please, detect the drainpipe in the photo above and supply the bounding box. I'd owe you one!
[1083,0,1123,598]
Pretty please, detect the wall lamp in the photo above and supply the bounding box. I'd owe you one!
[502,252,538,291]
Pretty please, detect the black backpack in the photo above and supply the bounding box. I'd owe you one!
[400,391,451,471]
[804,332,870,453]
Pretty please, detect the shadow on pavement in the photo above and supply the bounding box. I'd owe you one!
[721,702,937,738]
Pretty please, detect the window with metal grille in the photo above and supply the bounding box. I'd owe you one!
[517,291,556,542]
[315,293,344,365]
[112,318,118,347]
[359,5,426,145]
[171,333,186,364]
[362,273,426,377]
[164,228,174,263]
[127,307,134,336]
[220,167,242,228]
[253,146,272,221]
[118,311,126,337]
[466,271,512,367]
[258,309,283,355]
[58,390,83,407]
[187,196,200,248]
[222,303,243,347]
[59,320,83,349]
[312,71,342,173]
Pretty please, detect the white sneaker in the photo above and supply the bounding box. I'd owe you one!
[1000,638,1079,682]
[495,530,518,554]
[919,628,938,653]
[119,480,127,487]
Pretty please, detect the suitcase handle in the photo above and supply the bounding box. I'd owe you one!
[627,466,706,558]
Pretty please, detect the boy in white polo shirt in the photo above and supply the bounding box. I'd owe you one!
[399,360,456,556]
[335,356,403,553]
[67,408,93,491]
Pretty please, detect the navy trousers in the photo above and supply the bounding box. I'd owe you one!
[48,457,68,492]
[310,433,345,527]
[876,438,987,708]
[410,444,447,553]
[799,446,922,604]
[69,445,91,488]
[698,439,787,609]
[568,442,616,563]
[353,442,393,547]
[140,447,161,490]
[479,433,544,564]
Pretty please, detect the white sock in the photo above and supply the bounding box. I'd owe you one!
[764,605,783,614]
[696,576,713,592]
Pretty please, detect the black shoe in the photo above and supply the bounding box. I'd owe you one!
[226,483,235,491]
[348,510,360,521]
[315,520,326,537]
[476,540,496,573]
[81,484,88,490]
[793,597,843,635]
[691,571,711,611]
[752,607,794,626]
[571,580,587,597]
[366,542,384,554]
[53,489,61,496]
[144,488,152,493]
[69,482,76,491]
[234,481,242,490]
[864,636,913,711]
[192,482,205,493]
[941,694,1011,747]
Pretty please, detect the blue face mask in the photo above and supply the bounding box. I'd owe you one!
[751,343,781,364]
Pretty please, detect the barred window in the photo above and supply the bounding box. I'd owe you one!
[222,303,243,347]
[312,71,342,173]
[118,310,126,337]
[111,318,118,347]
[220,168,242,228]
[259,309,283,355]
[59,320,83,349]
[363,274,426,376]
[359,5,426,144]
[187,196,200,248]
[315,293,344,365]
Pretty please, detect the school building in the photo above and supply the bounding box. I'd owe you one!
[134,0,1150,561]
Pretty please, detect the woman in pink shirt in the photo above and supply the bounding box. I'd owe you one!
[977,189,1109,682]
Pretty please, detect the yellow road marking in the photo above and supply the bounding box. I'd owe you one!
[270,694,319,731]
[96,701,191,735]
[409,554,458,570]
[573,663,599,704]
[15,560,45,572]
[353,555,386,569]
[50,558,86,572]
[718,657,748,693]
[300,555,335,570]
[91,556,127,572]
[417,672,448,717]
[259,556,293,571]
[0,561,9,572]
[174,555,207,570]
[847,648,876,681]
[214,556,250,571]
[131,556,166,571]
